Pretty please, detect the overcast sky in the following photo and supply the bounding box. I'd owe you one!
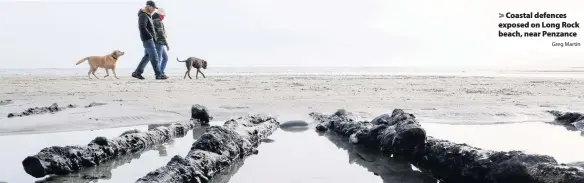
[0,0,582,69]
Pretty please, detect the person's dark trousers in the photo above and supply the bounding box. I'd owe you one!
[133,39,161,77]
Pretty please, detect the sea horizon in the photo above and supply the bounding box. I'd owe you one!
[2,66,584,78]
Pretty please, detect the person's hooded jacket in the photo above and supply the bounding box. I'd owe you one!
[137,9,157,42]
[151,12,168,46]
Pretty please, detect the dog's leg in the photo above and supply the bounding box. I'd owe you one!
[186,66,193,79]
[104,69,110,78]
[113,69,119,79]
[87,68,92,79]
[91,67,100,79]
[195,69,199,79]
[184,65,189,79]
[199,70,206,78]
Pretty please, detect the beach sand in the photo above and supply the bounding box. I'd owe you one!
[1,74,584,135]
[1,74,584,182]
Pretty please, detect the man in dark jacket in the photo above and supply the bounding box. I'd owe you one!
[132,0,167,80]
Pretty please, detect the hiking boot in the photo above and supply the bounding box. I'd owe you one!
[132,72,145,80]
[155,75,168,80]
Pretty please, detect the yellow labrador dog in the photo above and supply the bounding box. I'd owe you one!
[75,50,125,79]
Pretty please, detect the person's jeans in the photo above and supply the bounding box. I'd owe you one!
[134,39,161,76]
[156,44,168,75]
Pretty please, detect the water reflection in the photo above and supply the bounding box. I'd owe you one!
[280,126,309,133]
[567,161,584,168]
[546,122,580,131]
[155,140,172,157]
[208,160,246,183]
[37,152,144,183]
[192,125,209,139]
[322,132,437,183]
[260,138,275,143]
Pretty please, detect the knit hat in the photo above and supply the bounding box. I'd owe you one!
[157,8,165,15]
[157,8,165,20]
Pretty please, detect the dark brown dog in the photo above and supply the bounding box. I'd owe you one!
[177,57,208,79]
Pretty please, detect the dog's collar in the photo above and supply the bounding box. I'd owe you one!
[111,54,118,60]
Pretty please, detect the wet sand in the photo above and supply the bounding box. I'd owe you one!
[1,74,584,182]
[2,74,584,134]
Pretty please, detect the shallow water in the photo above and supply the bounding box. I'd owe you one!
[0,117,583,183]
[228,128,436,183]
[422,122,584,163]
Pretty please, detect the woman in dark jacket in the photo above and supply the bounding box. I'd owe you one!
[151,9,169,76]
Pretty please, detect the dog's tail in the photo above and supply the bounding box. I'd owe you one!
[75,57,89,65]
[177,57,187,62]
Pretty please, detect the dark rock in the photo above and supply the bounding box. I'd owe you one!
[370,113,391,125]
[416,137,584,183]
[22,121,200,178]
[548,110,584,124]
[370,109,416,126]
[135,114,280,183]
[7,102,109,118]
[310,109,426,160]
[334,109,348,116]
[279,120,309,128]
[312,109,584,183]
[547,110,584,131]
[85,102,107,108]
[21,104,212,178]
[191,104,212,125]
[91,137,109,146]
[279,120,310,133]
[315,124,328,132]
[7,103,63,118]
[0,99,13,106]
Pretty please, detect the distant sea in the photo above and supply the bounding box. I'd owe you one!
[2,67,584,78]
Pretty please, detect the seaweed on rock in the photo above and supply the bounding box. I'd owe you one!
[135,114,279,183]
[21,104,212,178]
[548,110,584,131]
[312,109,584,183]
[311,109,427,160]
[419,137,584,183]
